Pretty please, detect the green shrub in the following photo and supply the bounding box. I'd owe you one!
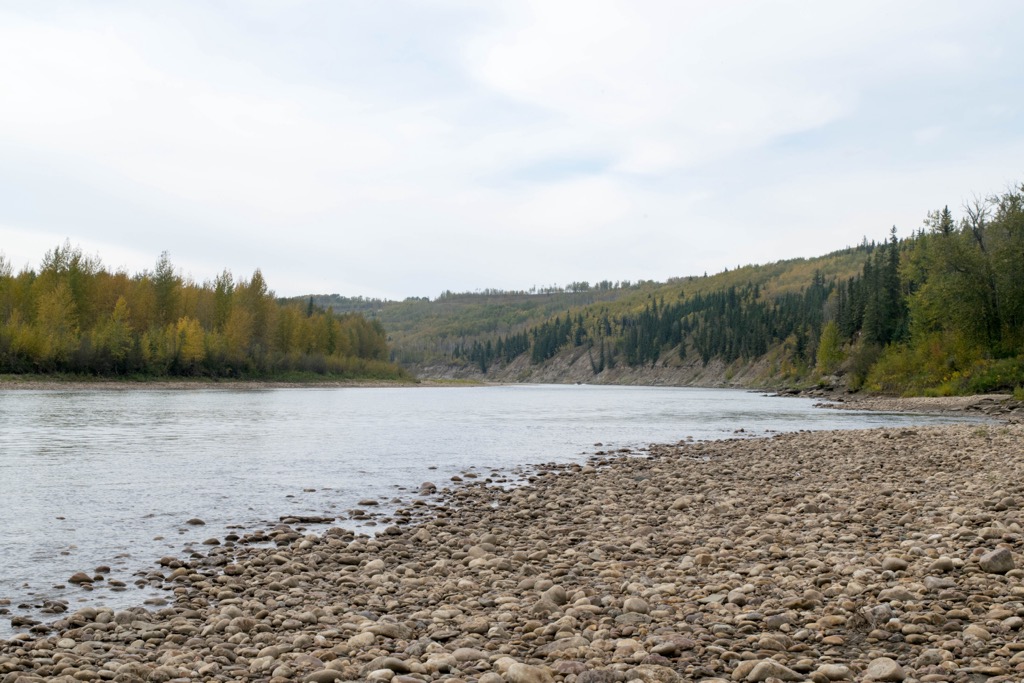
[846,342,882,391]
[964,357,1024,394]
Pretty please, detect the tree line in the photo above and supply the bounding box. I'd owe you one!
[845,187,1024,394]
[450,275,833,376]
[0,244,405,379]
[437,280,643,300]
[449,183,1024,395]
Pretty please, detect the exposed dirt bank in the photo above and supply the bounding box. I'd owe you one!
[413,349,773,389]
[3,423,1024,682]
[415,352,1024,421]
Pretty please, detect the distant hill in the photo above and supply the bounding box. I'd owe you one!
[289,181,1024,397]
[286,280,651,365]
[285,245,871,387]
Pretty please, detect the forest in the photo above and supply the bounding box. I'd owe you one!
[449,183,1024,396]
[0,245,406,380]
[5,182,1021,394]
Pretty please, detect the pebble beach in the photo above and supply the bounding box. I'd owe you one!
[3,419,1024,683]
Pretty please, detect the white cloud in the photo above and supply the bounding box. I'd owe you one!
[503,177,632,237]
[913,126,946,145]
[466,0,861,174]
[0,16,405,222]
[0,225,155,276]
[0,1,1021,298]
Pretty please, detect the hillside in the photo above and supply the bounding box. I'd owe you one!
[288,245,871,387]
[286,281,653,365]
[292,182,1024,397]
[392,247,870,389]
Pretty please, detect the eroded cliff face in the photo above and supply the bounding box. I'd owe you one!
[411,346,781,389]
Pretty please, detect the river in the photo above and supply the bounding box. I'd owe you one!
[0,384,975,636]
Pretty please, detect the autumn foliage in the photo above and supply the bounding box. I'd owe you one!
[0,245,405,379]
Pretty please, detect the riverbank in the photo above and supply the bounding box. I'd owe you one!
[0,375,478,391]
[3,422,1023,682]
[796,390,1024,421]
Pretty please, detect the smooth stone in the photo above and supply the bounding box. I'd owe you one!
[863,657,905,681]
[923,576,955,591]
[452,647,489,662]
[368,621,411,639]
[882,556,908,571]
[542,585,568,605]
[362,657,412,675]
[505,662,555,683]
[743,660,803,682]
[552,661,588,675]
[815,663,854,680]
[348,631,376,649]
[979,547,1014,574]
[878,587,917,602]
[623,597,650,614]
[964,624,992,641]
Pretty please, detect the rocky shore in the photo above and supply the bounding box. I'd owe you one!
[3,422,1024,683]
[799,392,1024,420]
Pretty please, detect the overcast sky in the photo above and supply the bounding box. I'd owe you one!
[2,1,1022,299]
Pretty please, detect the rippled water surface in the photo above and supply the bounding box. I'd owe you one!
[0,385,974,635]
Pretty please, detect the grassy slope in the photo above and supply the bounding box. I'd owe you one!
[286,246,870,385]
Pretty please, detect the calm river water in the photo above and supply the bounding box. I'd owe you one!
[0,385,974,636]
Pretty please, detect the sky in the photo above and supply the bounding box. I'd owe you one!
[1,1,1022,300]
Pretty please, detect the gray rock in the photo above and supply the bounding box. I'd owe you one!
[362,657,412,675]
[923,575,955,591]
[536,636,590,656]
[860,603,893,628]
[744,659,803,682]
[878,586,917,602]
[452,647,489,662]
[815,663,854,680]
[541,585,567,605]
[864,657,905,681]
[623,596,649,614]
[506,662,554,683]
[368,621,411,639]
[881,556,908,571]
[979,547,1014,574]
